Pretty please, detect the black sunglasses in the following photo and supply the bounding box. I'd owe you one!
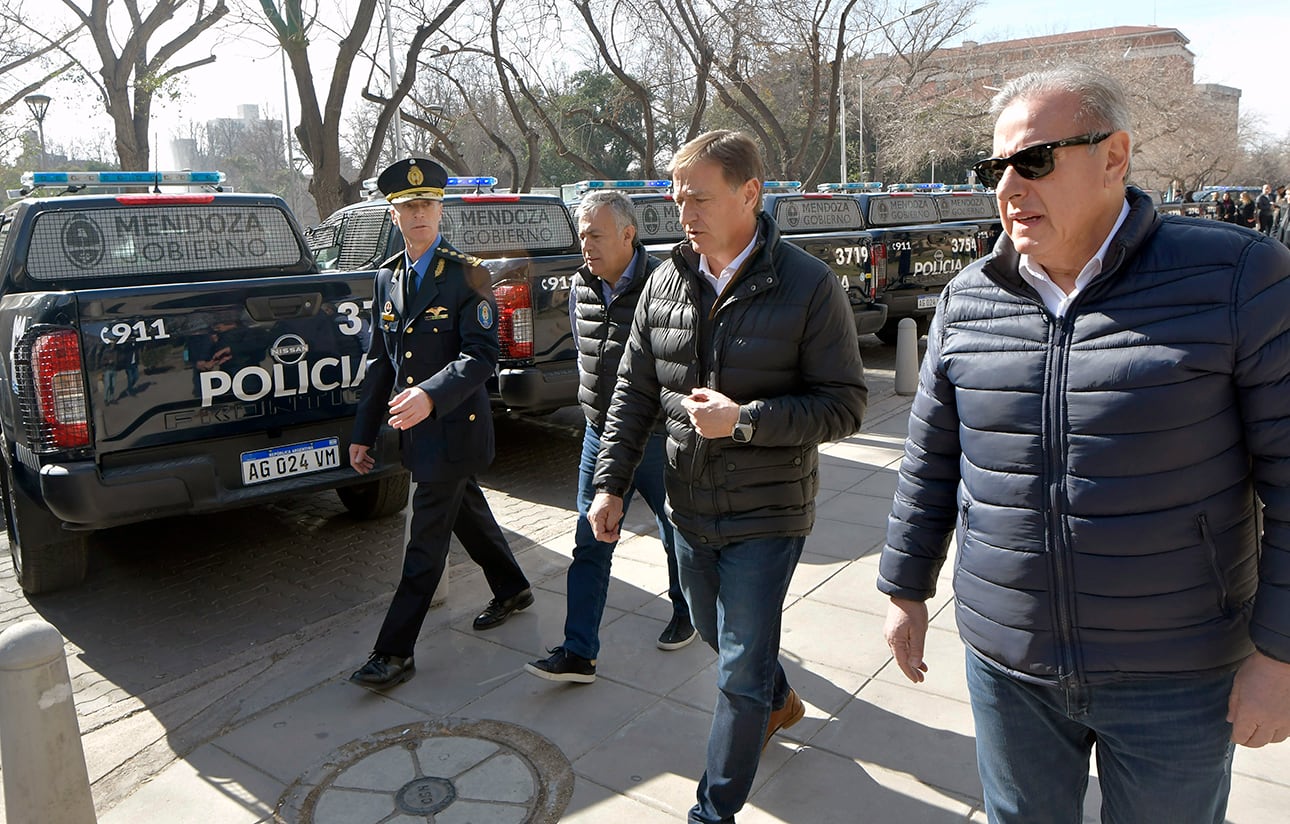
[972,132,1113,189]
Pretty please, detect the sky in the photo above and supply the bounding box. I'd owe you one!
[959,0,1289,137]
[24,0,1290,170]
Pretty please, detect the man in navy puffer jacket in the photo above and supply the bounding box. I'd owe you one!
[879,65,1290,823]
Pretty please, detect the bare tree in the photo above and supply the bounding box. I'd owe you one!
[0,9,82,118]
[258,0,467,217]
[19,0,232,170]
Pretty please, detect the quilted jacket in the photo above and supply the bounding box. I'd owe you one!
[879,187,1290,684]
[594,213,868,544]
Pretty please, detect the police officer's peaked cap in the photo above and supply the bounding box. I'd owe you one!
[378,157,448,203]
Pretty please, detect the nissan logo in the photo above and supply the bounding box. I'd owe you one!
[270,334,309,364]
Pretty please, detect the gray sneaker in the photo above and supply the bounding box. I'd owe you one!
[524,647,597,683]
[657,614,697,650]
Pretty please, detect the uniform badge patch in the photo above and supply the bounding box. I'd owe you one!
[426,306,449,320]
[477,301,494,329]
[382,300,395,321]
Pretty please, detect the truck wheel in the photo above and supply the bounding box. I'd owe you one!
[337,471,411,520]
[2,460,89,594]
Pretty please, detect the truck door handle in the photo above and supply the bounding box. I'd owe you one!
[245,293,322,321]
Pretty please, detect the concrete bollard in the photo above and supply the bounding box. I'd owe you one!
[0,620,97,824]
[894,317,920,396]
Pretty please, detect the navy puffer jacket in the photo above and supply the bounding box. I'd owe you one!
[879,187,1290,684]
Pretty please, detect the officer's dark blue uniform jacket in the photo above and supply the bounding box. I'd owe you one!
[352,238,498,483]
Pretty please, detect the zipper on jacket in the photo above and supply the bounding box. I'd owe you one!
[1197,513,1230,614]
[1043,314,1082,686]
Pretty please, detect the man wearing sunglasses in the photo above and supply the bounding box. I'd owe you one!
[879,65,1290,823]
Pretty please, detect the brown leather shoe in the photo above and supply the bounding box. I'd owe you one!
[763,688,805,751]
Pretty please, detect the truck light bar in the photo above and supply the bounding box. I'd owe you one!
[21,170,226,187]
[887,183,946,192]
[446,176,498,188]
[574,179,671,193]
[762,181,803,191]
[816,182,884,192]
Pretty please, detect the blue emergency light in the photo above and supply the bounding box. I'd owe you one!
[21,170,226,187]
[816,182,884,192]
[574,179,672,192]
[762,180,803,191]
[887,183,946,192]
[446,176,498,188]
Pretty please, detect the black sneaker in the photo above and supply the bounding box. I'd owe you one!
[524,647,597,683]
[657,614,697,650]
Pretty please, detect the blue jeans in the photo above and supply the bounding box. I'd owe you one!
[675,531,805,824]
[564,425,686,661]
[966,650,1236,824]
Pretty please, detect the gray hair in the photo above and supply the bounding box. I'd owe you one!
[576,190,638,236]
[990,64,1133,180]
[990,64,1133,140]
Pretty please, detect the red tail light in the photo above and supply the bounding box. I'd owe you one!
[494,282,534,359]
[32,330,90,449]
[872,242,888,294]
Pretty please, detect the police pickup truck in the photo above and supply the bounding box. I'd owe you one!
[927,185,1004,255]
[568,179,888,338]
[307,177,582,414]
[769,183,981,343]
[0,171,409,593]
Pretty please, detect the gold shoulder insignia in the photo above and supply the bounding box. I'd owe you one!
[433,258,446,279]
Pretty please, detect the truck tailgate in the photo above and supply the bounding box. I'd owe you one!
[77,274,373,456]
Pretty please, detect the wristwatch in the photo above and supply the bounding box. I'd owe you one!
[730,405,757,443]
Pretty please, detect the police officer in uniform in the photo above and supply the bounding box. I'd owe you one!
[349,157,533,689]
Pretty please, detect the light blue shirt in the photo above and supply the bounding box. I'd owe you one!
[404,233,442,296]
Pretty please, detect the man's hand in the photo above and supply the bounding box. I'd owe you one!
[884,597,930,683]
[681,387,740,439]
[588,492,625,543]
[1228,650,1290,747]
[388,387,433,430]
[349,443,375,475]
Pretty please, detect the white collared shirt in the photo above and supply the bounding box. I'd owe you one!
[699,232,759,296]
[1018,200,1130,318]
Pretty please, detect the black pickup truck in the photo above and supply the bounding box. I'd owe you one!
[928,187,1004,255]
[307,179,582,414]
[0,171,409,593]
[768,184,980,343]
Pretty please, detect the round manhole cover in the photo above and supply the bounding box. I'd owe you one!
[276,718,573,824]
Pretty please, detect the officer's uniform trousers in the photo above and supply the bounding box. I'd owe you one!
[353,242,529,658]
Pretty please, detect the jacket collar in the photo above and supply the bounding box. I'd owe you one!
[983,186,1160,293]
[672,211,780,282]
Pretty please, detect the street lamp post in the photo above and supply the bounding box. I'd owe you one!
[24,93,52,169]
[929,151,936,184]
[839,3,935,183]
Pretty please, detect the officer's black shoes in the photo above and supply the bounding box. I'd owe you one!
[657,614,698,650]
[349,653,416,689]
[472,588,535,630]
[524,647,597,683]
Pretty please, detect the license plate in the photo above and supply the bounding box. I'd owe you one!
[241,437,340,485]
[917,294,938,309]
